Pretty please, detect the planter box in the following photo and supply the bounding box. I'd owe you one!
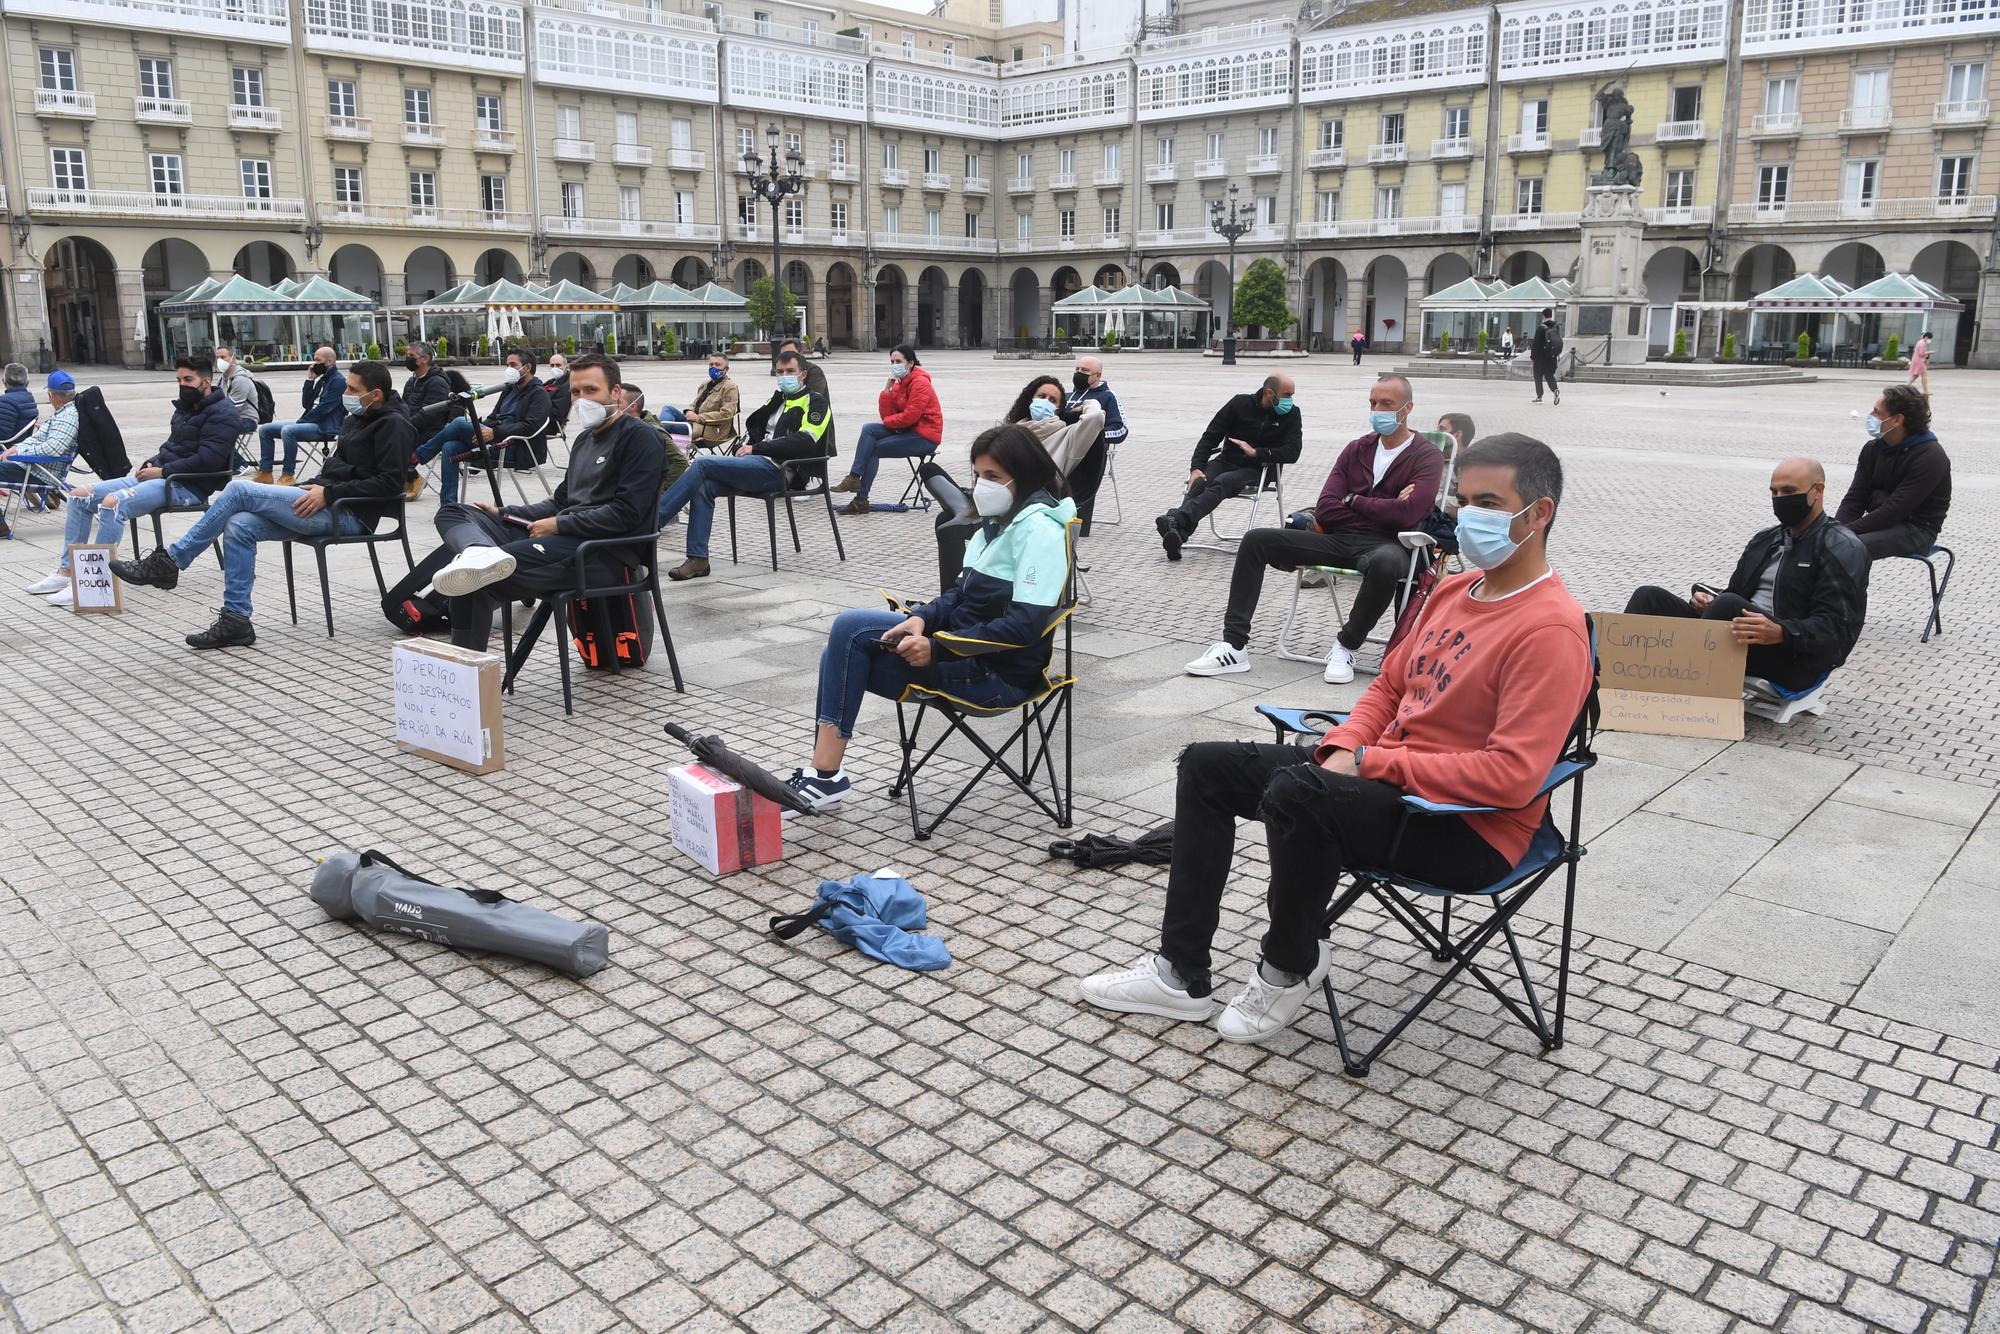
[1785,357,1822,368]
[1870,358,1910,370]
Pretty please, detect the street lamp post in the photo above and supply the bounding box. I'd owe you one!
[739,122,805,356]
[1209,183,1251,366]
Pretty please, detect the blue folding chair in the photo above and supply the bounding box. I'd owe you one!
[1258,645,1598,1079]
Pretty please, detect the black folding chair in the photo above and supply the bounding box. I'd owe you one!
[1894,543,1955,643]
[1255,625,1597,1079]
[725,457,847,571]
[280,496,416,637]
[888,518,1080,841]
[499,530,684,716]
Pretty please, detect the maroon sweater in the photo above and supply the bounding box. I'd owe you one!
[1314,431,1446,536]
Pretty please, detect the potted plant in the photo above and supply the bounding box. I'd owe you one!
[1663,329,1693,363]
[605,332,619,357]
[436,335,449,360]
[1437,330,1452,354]
[1785,331,1820,368]
[562,335,578,357]
[477,333,490,358]
[1715,331,1740,364]
[1476,328,1489,356]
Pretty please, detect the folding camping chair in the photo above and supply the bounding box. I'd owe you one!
[1743,673,1830,725]
[466,428,556,508]
[1183,460,1286,555]
[0,421,73,528]
[887,517,1080,841]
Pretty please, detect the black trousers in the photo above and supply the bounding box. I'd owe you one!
[1623,586,1833,691]
[1225,526,1408,652]
[1069,438,1109,535]
[1856,521,1936,561]
[436,503,594,652]
[1351,345,1364,365]
[1166,465,1263,531]
[1533,359,1559,400]
[936,512,974,592]
[1160,741,1509,996]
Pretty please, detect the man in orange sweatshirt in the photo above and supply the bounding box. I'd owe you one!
[1081,433,1594,1045]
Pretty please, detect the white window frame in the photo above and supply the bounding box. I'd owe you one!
[149,152,184,199]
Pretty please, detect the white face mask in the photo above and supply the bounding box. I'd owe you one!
[572,397,609,432]
[971,477,1014,518]
[498,366,521,385]
[217,357,232,373]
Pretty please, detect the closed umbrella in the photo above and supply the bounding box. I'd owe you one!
[665,723,815,815]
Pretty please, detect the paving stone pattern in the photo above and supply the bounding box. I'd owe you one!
[0,354,1995,1331]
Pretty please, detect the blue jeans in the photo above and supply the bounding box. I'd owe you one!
[848,424,935,495]
[58,476,201,570]
[166,480,361,619]
[657,453,784,558]
[413,417,480,505]
[257,422,329,474]
[816,608,1028,738]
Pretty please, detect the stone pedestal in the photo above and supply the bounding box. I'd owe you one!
[1567,185,1650,367]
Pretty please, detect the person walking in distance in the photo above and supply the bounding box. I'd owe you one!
[1530,308,1562,406]
[1907,330,1933,397]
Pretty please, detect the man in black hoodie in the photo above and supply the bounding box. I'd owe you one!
[427,354,664,651]
[1835,384,1952,559]
[400,343,453,500]
[1154,374,1301,559]
[113,361,413,649]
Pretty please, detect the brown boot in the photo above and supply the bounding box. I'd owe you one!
[278,472,296,486]
[839,496,871,516]
[251,469,274,485]
[668,556,711,581]
[830,474,861,494]
[403,475,425,502]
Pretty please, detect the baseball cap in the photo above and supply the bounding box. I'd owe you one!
[45,370,75,392]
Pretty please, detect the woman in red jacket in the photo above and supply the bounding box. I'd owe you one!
[833,343,943,515]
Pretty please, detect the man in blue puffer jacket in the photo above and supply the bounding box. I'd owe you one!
[256,346,343,483]
[0,362,38,441]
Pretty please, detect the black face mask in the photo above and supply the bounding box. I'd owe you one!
[176,385,204,412]
[1772,491,1813,528]
[310,363,326,376]
[1072,372,1090,392]
[403,355,422,372]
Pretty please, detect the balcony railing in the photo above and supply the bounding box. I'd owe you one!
[541,215,721,241]
[1366,143,1407,164]
[1007,176,1035,193]
[1430,137,1474,159]
[1645,204,1714,226]
[667,147,706,170]
[228,103,282,130]
[1934,99,1989,126]
[827,161,860,182]
[327,202,530,230]
[613,143,652,166]
[1048,171,1077,189]
[962,175,990,194]
[729,224,857,246]
[1306,146,1345,168]
[1507,131,1551,153]
[1194,158,1228,178]
[134,96,192,124]
[1246,153,1282,174]
[1728,195,1997,224]
[922,171,950,190]
[1839,106,1892,132]
[1494,210,1581,230]
[876,232,991,253]
[28,187,303,219]
[718,13,865,52]
[553,138,595,161]
[1318,213,1477,238]
[1751,111,1800,136]
[1655,118,1705,142]
[1144,162,1177,182]
[880,166,909,186]
[1092,168,1123,186]
[1137,227,1216,247]
[1578,125,1602,147]
[403,124,448,147]
[868,40,996,74]
[34,89,96,118]
[323,115,371,140]
[475,128,517,153]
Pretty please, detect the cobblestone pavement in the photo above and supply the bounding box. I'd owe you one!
[0,352,1995,1332]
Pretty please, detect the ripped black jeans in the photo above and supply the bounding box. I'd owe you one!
[1160,741,1510,997]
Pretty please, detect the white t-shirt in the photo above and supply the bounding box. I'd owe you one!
[1372,434,1413,485]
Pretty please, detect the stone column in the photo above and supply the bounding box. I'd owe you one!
[1346,271,1369,344]
[1969,265,2000,368]
[902,279,919,350]
[1405,273,1428,354]
[939,284,959,348]
[6,266,50,366]
[115,269,148,369]
[859,272,878,352]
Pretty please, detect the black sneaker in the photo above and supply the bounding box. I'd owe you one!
[785,768,850,814]
[185,610,256,650]
[1155,514,1184,562]
[109,548,180,590]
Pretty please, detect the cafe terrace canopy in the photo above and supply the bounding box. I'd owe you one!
[1050,284,1211,349]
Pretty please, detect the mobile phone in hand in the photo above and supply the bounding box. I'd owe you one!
[503,513,533,530]
[1691,582,1721,600]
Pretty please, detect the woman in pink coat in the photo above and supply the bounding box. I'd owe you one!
[834,344,943,514]
[1906,330,1933,395]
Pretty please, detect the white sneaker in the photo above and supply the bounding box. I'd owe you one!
[1185,642,1250,677]
[431,546,517,598]
[1298,569,1328,589]
[25,572,67,596]
[1079,954,1218,1022]
[1323,642,1356,684]
[1215,942,1335,1044]
[43,585,73,607]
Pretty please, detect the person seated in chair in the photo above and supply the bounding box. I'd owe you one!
[413,350,551,506]
[1185,374,1443,685]
[0,362,37,440]
[6,369,80,555]
[112,361,412,649]
[1081,434,1592,1044]
[785,424,1076,812]
[684,352,739,450]
[615,384,689,495]
[1833,384,1950,560]
[1625,456,1867,692]
[657,348,832,581]
[399,343,453,500]
[256,346,344,484]
[212,345,259,432]
[834,344,942,515]
[426,354,663,651]
[1154,374,1301,561]
[774,337,830,402]
[1064,355,1126,532]
[543,353,574,431]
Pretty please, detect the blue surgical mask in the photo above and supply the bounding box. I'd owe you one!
[1369,410,1402,437]
[1275,396,1294,415]
[341,393,363,415]
[890,362,910,379]
[1028,398,1057,421]
[1455,502,1533,571]
[1864,415,1884,439]
[777,374,801,394]
[708,366,724,381]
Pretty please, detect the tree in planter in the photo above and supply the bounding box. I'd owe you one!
[477,334,490,358]
[1232,258,1296,341]
[1437,330,1452,353]
[1795,331,1812,360]
[1103,327,1118,350]
[437,335,450,359]
[661,330,678,357]
[366,341,382,360]
[562,334,578,357]
[744,277,798,343]
[1884,333,1901,361]
[605,332,618,357]
[1722,332,1737,359]
[1672,329,1688,357]
[1476,328,1489,355]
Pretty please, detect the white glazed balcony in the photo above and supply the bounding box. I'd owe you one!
[1007,176,1036,193]
[922,171,950,190]
[541,215,721,241]
[1246,153,1282,174]
[1751,112,1800,136]
[1144,162,1177,182]
[552,138,595,161]
[1645,204,1714,225]
[1430,136,1474,159]
[1366,143,1407,164]
[403,124,449,148]
[827,161,860,182]
[667,147,706,170]
[1048,171,1077,189]
[475,128,517,153]
[1507,131,1551,153]
[1934,99,1989,126]
[613,142,652,166]
[1839,106,1893,132]
[1194,158,1228,178]
[326,202,530,230]
[1092,168,1123,186]
[880,166,910,186]
[962,175,990,193]
[1655,118,1705,142]
[1578,125,1602,147]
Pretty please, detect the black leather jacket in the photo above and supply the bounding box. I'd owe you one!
[1726,513,1870,671]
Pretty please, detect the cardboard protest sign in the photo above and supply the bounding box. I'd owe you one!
[392,641,505,774]
[669,763,783,875]
[68,545,122,614]
[1593,611,1748,740]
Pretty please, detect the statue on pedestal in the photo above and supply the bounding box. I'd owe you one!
[1590,84,1643,188]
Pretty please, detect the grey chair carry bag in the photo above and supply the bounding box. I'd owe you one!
[311,849,610,978]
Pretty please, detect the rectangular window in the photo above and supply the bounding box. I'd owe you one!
[1380,112,1405,145]
[737,127,755,159]
[1102,205,1120,235]
[239,158,272,200]
[674,190,693,225]
[1669,84,1701,121]
[1843,158,1879,209]
[671,117,693,150]
[1316,189,1340,223]
[616,112,639,145]
[328,79,357,119]
[1764,76,1797,115]
[232,66,263,107]
[1318,119,1342,149]
[38,48,77,91]
[1516,177,1544,214]
[963,212,978,239]
[560,180,583,218]
[965,152,980,177]
[924,146,941,174]
[752,10,770,33]
[1757,164,1790,208]
[1440,182,1465,218]
[1947,61,1987,104]
[1852,68,1890,109]
[1156,137,1174,164]
[801,18,817,42]
[621,185,642,221]
[784,131,802,158]
[737,194,754,225]
[941,39,952,56]
[1443,106,1470,140]
[830,135,847,165]
[1255,195,1276,225]
[138,58,174,101]
[882,204,900,232]
[410,170,437,212]
[924,207,941,238]
[1103,142,1120,173]
[1257,126,1278,155]
[333,165,362,205]
[1015,151,1031,178]
[1156,200,1175,229]
[149,152,183,198]
[1016,212,1032,240]
[1664,168,1694,210]
[49,147,87,192]
[1521,98,1549,136]
[1375,184,1401,219]
[1059,147,1075,174]
[482,175,508,213]
[1206,130,1224,159]
[829,200,847,232]
[883,141,899,168]
[1939,155,1974,201]
[784,196,803,230]
[557,105,581,140]
[1058,208,1075,240]
[476,94,501,130]
[405,87,432,127]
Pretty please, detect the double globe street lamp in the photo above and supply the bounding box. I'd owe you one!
[1209,182,1252,366]
[739,122,806,353]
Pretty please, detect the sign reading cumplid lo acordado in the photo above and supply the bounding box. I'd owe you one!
[392,641,505,774]
[1593,612,1748,741]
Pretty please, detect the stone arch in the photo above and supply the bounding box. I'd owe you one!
[1820,241,1885,289]
[784,260,813,343]
[827,262,858,347]
[1146,262,1182,290]
[916,266,949,347]
[732,258,764,295]
[329,244,387,304]
[1643,245,1702,352]
[1426,254,1473,293]
[1194,259,1232,340]
[1304,257,1348,351]
[1498,249,1548,285]
[1050,266,1083,304]
[613,254,656,289]
[233,241,294,285]
[474,249,524,285]
[1913,239,1980,365]
[875,265,908,345]
[1008,267,1040,343]
[141,239,210,368]
[550,252,597,289]
[1092,263,1126,291]
[958,268,986,347]
[1364,253,1409,347]
[1731,243,1794,300]
[44,236,120,365]
[406,246,456,302]
[671,256,711,288]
